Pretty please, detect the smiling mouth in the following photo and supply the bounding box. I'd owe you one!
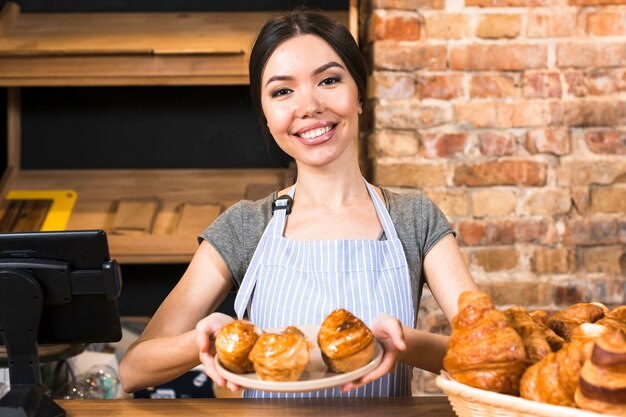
[297,124,336,140]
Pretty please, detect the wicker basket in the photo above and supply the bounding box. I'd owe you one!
[435,373,620,417]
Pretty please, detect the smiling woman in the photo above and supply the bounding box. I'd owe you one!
[119,8,479,400]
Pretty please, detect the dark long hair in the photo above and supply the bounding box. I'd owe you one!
[249,8,367,141]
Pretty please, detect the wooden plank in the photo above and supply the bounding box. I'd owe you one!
[174,202,222,236]
[7,87,19,172]
[0,2,19,38]
[245,183,280,201]
[111,197,159,235]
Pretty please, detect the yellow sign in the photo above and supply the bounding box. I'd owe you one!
[6,190,77,231]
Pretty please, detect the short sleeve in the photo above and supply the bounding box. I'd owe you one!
[198,202,247,288]
[419,196,455,257]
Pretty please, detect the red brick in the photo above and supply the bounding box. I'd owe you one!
[423,190,469,217]
[554,283,586,305]
[371,0,445,9]
[589,277,625,305]
[552,100,626,126]
[557,43,626,68]
[585,130,626,154]
[370,10,422,41]
[563,217,620,246]
[424,14,470,39]
[527,10,577,38]
[416,74,465,100]
[523,71,562,98]
[454,160,547,187]
[526,127,571,156]
[468,0,563,5]
[569,0,626,5]
[482,281,554,306]
[478,131,516,156]
[374,162,447,187]
[473,248,519,272]
[582,246,623,274]
[455,101,551,128]
[374,41,446,71]
[471,189,517,217]
[522,188,572,216]
[531,247,577,274]
[476,14,522,39]
[375,101,451,129]
[457,219,515,246]
[586,69,626,95]
[586,11,626,36]
[515,218,557,244]
[557,159,626,186]
[421,132,468,158]
[451,44,547,71]
[470,74,517,98]
[591,185,626,213]
[571,186,590,214]
[564,71,588,97]
[370,129,419,157]
[370,72,416,100]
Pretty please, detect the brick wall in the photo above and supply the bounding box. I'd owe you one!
[360,0,626,394]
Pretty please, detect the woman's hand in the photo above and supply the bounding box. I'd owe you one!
[195,312,241,392]
[340,313,406,392]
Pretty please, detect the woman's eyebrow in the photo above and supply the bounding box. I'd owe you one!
[264,61,346,87]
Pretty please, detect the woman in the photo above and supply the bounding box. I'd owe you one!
[119,9,478,398]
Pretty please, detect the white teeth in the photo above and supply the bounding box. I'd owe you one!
[300,125,332,139]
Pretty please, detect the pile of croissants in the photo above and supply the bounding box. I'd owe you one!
[443,290,626,416]
[215,308,375,382]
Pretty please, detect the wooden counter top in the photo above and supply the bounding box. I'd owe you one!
[57,396,456,417]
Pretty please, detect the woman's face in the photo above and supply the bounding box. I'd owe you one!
[260,34,362,169]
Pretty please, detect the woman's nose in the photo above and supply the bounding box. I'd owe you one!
[295,91,324,118]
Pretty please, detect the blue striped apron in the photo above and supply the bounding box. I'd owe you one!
[234,181,415,398]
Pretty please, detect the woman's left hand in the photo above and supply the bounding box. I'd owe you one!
[340,313,406,392]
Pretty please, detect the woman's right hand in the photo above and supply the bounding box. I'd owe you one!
[195,312,241,392]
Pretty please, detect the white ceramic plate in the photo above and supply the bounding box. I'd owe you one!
[214,324,383,392]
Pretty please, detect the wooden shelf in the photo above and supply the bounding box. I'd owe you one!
[0,3,349,86]
[5,168,289,263]
[0,2,358,263]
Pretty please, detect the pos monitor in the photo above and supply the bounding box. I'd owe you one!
[0,230,123,417]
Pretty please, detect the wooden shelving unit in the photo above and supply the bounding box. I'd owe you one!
[0,2,357,263]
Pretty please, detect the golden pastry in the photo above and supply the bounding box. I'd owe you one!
[547,303,607,342]
[317,309,375,373]
[520,340,593,407]
[595,306,626,335]
[215,320,260,374]
[443,291,527,396]
[575,330,626,416]
[248,326,310,381]
[505,306,553,364]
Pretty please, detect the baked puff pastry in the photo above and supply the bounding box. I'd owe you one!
[596,306,626,335]
[505,306,556,364]
[443,291,528,396]
[318,309,375,373]
[547,303,608,342]
[215,320,260,374]
[248,326,310,381]
[575,330,626,416]
[520,340,594,407]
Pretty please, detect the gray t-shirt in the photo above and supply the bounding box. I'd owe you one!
[199,188,453,320]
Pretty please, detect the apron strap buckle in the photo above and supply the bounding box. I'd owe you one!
[271,195,293,215]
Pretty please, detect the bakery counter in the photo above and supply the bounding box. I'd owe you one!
[58,396,455,416]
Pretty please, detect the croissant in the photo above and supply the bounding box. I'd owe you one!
[520,340,593,407]
[318,309,375,373]
[547,303,607,342]
[444,291,527,396]
[595,306,626,335]
[214,320,259,374]
[574,330,626,416]
[570,322,608,344]
[248,326,310,381]
[504,307,552,364]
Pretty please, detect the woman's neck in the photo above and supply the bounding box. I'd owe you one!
[290,163,367,209]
